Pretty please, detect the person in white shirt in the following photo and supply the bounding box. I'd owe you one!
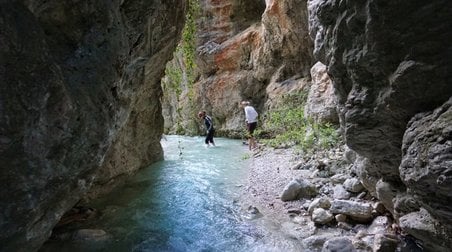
[240,101,258,150]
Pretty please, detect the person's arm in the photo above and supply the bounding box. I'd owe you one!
[206,117,213,131]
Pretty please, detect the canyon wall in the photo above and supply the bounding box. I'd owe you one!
[163,0,314,136]
[309,0,452,250]
[163,0,452,249]
[0,0,186,250]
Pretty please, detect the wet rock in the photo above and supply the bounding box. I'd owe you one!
[322,237,356,252]
[280,179,318,201]
[333,185,351,200]
[247,205,260,215]
[244,205,262,220]
[312,208,334,225]
[72,229,109,242]
[330,200,373,222]
[343,178,364,193]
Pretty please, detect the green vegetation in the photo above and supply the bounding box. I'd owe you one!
[259,91,340,151]
[162,0,201,134]
[176,0,200,87]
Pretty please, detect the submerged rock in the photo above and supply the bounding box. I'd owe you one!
[72,229,109,242]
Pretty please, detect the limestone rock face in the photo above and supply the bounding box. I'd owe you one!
[304,61,338,123]
[309,0,452,181]
[0,0,186,250]
[309,0,452,249]
[400,98,452,231]
[163,0,314,136]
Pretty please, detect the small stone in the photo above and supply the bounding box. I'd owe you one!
[373,234,399,252]
[247,206,260,214]
[337,222,353,230]
[287,208,302,214]
[343,178,364,193]
[72,229,109,241]
[333,185,351,200]
[308,197,332,215]
[312,208,334,225]
[330,200,373,222]
[330,174,348,184]
[373,202,387,214]
[357,191,367,199]
[322,237,356,252]
[335,214,347,223]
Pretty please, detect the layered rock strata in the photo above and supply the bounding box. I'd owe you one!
[0,0,186,250]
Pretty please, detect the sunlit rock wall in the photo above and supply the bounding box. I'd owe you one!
[0,0,186,250]
[163,0,314,136]
[309,0,452,250]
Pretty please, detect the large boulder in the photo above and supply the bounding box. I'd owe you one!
[0,0,186,250]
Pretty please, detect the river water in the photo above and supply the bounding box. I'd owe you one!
[41,135,301,251]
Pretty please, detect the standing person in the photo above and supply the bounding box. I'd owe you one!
[198,111,216,147]
[240,101,258,150]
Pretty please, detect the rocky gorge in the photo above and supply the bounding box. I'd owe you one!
[1,0,451,251]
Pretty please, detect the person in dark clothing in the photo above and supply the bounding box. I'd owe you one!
[198,111,215,147]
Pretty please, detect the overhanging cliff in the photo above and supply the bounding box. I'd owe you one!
[0,1,186,250]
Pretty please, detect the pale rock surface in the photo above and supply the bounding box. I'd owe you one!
[312,208,334,225]
[343,178,364,193]
[304,61,338,123]
[330,200,373,222]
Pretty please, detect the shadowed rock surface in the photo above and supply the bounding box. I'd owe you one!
[309,0,452,250]
[0,1,186,250]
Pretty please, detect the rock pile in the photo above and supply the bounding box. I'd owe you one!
[244,145,420,251]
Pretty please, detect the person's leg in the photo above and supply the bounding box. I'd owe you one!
[205,135,210,147]
[249,122,257,150]
[207,130,215,146]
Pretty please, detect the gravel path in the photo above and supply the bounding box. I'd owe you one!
[241,148,310,219]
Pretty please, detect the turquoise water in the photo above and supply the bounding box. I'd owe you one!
[43,136,293,252]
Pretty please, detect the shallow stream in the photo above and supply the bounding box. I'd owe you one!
[41,136,301,251]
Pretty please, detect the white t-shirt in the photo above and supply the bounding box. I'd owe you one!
[244,105,258,123]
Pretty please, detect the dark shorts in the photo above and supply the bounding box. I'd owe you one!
[247,122,257,136]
